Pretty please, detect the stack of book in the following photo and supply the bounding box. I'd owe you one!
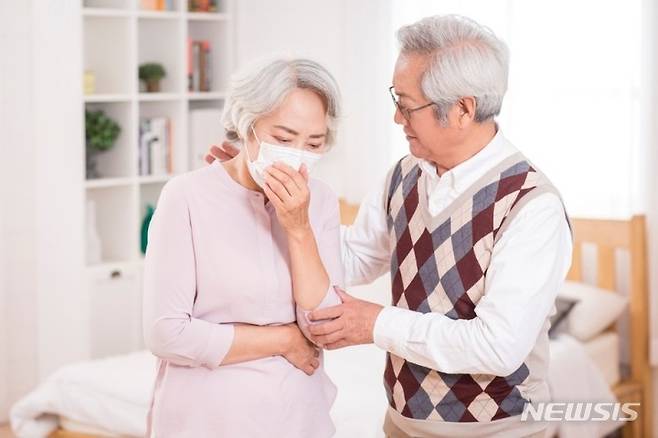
[188,39,212,92]
[188,0,218,12]
[141,0,175,11]
[139,117,173,176]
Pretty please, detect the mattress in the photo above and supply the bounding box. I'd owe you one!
[582,331,620,386]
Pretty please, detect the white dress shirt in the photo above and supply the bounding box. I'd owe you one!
[340,130,573,376]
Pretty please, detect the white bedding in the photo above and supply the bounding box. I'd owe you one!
[544,334,620,438]
[583,331,620,387]
[10,351,155,437]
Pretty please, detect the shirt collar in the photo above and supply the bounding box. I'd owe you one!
[417,128,518,193]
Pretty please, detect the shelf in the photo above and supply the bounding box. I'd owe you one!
[86,260,137,272]
[138,92,182,101]
[84,93,133,103]
[138,174,172,184]
[86,176,134,189]
[187,91,225,100]
[187,12,229,21]
[83,8,132,18]
[137,10,181,20]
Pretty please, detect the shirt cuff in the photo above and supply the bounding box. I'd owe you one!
[373,305,418,354]
[296,285,342,342]
[201,323,235,369]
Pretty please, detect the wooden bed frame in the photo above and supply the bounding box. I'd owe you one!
[565,216,653,438]
[49,206,653,438]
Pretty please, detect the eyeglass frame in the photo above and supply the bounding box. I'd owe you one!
[388,86,437,121]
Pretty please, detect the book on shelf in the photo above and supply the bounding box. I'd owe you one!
[188,0,218,12]
[139,117,173,176]
[141,0,175,11]
[188,38,212,92]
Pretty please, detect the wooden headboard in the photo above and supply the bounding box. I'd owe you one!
[339,200,652,437]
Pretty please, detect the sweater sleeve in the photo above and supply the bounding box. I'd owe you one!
[142,178,234,369]
[296,185,345,343]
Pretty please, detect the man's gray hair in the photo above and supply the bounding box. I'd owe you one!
[397,14,509,122]
[222,57,341,146]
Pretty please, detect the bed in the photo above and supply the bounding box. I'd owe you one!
[10,205,653,438]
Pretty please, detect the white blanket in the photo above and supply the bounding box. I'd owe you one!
[544,334,621,438]
[9,335,623,438]
[10,351,155,437]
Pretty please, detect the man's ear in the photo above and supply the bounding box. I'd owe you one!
[457,96,477,127]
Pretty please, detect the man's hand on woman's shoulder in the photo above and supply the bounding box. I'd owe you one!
[205,142,240,164]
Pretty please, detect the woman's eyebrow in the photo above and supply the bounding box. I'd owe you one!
[273,125,298,135]
[273,125,326,139]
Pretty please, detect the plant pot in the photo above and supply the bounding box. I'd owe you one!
[146,79,161,93]
[86,146,100,179]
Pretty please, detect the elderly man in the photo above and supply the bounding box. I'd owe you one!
[209,14,572,438]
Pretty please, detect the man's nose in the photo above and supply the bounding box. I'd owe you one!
[393,106,406,126]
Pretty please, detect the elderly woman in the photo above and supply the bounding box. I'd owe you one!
[142,58,343,437]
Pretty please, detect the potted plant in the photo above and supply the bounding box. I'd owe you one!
[85,109,121,179]
[139,63,166,92]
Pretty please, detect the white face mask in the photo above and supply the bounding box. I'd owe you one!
[245,126,323,188]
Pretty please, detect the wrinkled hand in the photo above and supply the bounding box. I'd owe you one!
[308,288,384,350]
[263,162,311,236]
[282,323,321,375]
[205,141,240,164]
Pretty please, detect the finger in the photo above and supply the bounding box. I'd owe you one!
[210,145,233,161]
[313,348,320,357]
[334,287,353,302]
[265,166,300,198]
[272,162,306,192]
[299,164,309,182]
[264,171,294,202]
[314,330,344,346]
[310,358,320,368]
[222,141,241,157]
[204,154,216,164]
[263,183,286,210]
[304,365,315,376]
[308,319,343,336]
[309,305,344,321]
[325,340,350,350]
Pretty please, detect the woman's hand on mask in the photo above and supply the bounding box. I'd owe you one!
[263,162,311,237]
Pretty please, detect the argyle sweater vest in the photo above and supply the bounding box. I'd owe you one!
[383,152,567,425]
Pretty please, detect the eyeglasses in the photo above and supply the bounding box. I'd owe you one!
[388,86,436,121]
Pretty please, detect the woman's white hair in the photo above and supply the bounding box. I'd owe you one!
[221,57,341,146]
[397,14,509,123]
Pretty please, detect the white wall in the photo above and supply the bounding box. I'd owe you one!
[0,0,87,421]
[32,0,88,380]
[0,0,39,422]
[234,0,394,202]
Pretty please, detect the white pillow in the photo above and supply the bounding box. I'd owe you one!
[557,281,628,342]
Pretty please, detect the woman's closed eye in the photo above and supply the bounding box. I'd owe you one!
[307,143,322,150]
[275,137,292,144]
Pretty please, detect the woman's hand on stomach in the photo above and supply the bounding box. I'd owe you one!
[282,323,321,376]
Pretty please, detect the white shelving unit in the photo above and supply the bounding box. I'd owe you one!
[81,0,233,356]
